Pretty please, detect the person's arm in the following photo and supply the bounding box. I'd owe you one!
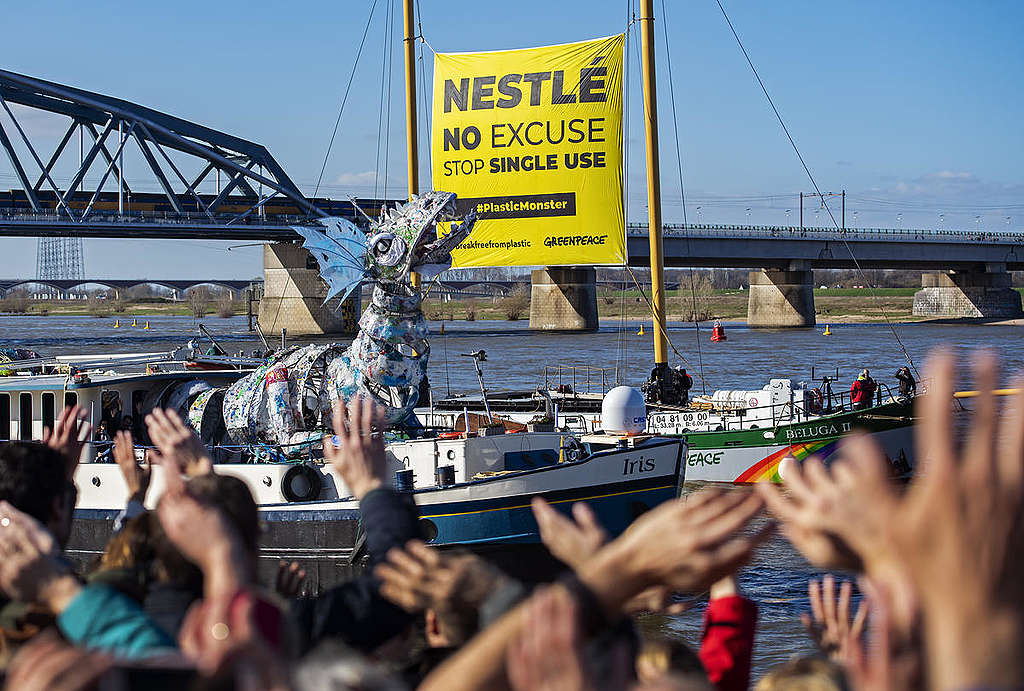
[57,583,176,656]
[420,489,772,691]
[290,486,420,652]
[698,577,757,691]
[291,397,419,653]
[111,498,146,535]
[0,501,175,657]
[111,431,150,534]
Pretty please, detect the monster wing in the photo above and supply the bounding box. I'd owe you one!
[291,217,368,302]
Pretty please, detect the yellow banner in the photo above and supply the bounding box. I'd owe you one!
[431,34,625,267]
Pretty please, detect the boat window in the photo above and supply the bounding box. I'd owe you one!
[41,392,55,435]
[130,390,147,424]
[504,449,558,471]
[18,393,32,440]
[101,390,122,432]
[0,394,9,440]
[64,392,78,409]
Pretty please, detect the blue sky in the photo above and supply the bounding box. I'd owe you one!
[1,0,1021,279]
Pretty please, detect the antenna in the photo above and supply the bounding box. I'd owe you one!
[460,350,493,422]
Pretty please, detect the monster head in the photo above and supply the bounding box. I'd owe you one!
[292,191,476,303]
[365,191,476,285]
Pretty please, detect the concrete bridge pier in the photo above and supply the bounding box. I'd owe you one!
[747,268,816,328]
[529,266,598,331]
[913,267,1023,319]
[258,243,359,336]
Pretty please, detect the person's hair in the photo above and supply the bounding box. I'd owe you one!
[187,474,260,556]
[98,513,154,572]
[0,442,69,524]
[147,511,202,590]
[428,606,478,648]
[147,474,260,590]
[636,631,705,678]
[755,656,850,691]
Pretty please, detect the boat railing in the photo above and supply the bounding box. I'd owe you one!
[541,365,617,396]
[707,382,900,431]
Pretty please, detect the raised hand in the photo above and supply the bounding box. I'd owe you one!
[275,560,308,599]
[864,349,1024,690]
[145,408,213,477]
[179,590,286,681]
[531,497,607,570]
[607,489,771,596]
[41,405,91,479]
[844,578,922,691]
[0,501,80,613]
[506,586,590,691]
[376,540,505,614]
[324,396,386,500]
[156,479,250,596]
[802,575,868,664]
[623,584,689,616]
[4,630,113,691]
[755,455,873,571]
[112,430,150,504]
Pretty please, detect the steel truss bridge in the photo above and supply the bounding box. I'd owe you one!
[0,68,396,236]
[0,69,1022,276]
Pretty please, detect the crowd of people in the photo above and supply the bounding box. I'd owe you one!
[0,347,1020,689]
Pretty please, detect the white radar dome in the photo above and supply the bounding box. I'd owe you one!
[601,386,647,435]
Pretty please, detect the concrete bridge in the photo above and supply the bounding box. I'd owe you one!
[531,223,1024,330]
[0,277,253,299]
[616,223,1024,327]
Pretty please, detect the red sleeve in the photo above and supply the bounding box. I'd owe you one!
[698,595,758,691]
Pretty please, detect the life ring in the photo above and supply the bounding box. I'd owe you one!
[282,464,322,502]
[439,431,463,440]
[807,388,824,415]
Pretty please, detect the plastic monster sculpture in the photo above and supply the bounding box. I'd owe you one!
[192,191,477,451]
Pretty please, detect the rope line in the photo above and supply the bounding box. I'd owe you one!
[416,1,432,183]
[713,0,921,382]
[382,0,396,200]
[313,0,380,199]
[625,265,712,390]
[372,0,389,201]
[661,0,708,394]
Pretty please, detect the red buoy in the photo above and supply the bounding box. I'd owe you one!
[711,320,727,342]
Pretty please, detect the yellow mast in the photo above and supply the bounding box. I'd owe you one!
[639,0,669,367]
[403,0,421,289]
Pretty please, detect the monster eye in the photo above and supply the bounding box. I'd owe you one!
[371,233,406,267]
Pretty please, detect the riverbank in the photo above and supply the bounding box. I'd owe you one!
[0,298,243,318]
[419,287,931,324]
[3,287,1022,324]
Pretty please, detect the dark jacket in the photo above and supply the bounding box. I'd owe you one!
[290,488,420,654]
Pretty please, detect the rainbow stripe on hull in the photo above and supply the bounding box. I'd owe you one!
[734,439,838,483]
[680,400,916,484]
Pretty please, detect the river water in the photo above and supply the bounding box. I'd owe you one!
[3,314,1021,677]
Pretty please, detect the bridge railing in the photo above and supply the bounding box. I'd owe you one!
[626,223,1024,244]
[0,209,315,227]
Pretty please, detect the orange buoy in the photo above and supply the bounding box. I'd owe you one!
[711,320,727,342]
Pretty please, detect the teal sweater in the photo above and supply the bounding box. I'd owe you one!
[58,584,176,657]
